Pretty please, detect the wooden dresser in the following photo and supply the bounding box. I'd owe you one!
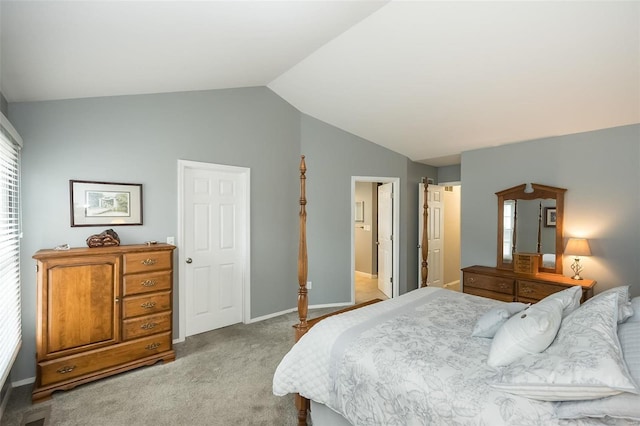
[32,243,175,402]
[462,265,596,304]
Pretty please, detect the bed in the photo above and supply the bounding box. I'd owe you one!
[273,156,639,425]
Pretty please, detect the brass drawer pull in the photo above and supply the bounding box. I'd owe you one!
[141,279,156,287]
[141,258,157,266]
[140,301,157,309]
[57,365,76,374]
[499,283,509,290]
[145,342,161,350]
[521,286,534,294]
[141,322,157,330]
[468,277,475,283]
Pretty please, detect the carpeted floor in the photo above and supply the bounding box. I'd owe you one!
[1,307,339,426]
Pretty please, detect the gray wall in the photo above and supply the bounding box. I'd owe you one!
[461,124,640,297]
[9,87,302,382]
[300,115,436,303]
[8,87,434,382]
[438,164,461,183]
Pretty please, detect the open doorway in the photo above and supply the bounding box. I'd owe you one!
[351,177,400,304]
[419,182,461,291]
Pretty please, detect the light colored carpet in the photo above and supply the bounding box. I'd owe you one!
[1,307,338,426]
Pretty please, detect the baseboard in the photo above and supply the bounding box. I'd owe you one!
[308,302,352,310]
[248,307,297,324]
[248,302,352,324]
[355,270,378,279]
[443,280,460,289]
[12,377,34,387]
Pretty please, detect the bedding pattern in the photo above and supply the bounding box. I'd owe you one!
[273,287,636,425]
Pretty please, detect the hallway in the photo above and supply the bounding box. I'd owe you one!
[355,273,388,304]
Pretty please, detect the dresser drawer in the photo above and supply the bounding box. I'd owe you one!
[464,273,514,295]
[122,312,172,341]
[123,271,172,296]
[39,332,172,387]
[517,280,566,301]
[122,291,171,319]
[463,287,515,302]
[123,251,172,274]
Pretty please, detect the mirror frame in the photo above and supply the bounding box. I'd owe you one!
[496,183,566,274]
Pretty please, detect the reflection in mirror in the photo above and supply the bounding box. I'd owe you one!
[497,183,566,274]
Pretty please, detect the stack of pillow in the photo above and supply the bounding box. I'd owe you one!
[472,285,639,422]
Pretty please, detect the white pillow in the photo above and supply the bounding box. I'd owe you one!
[556,319,640,420]
[487,297,563,367]
[602,286,633,323]
[492,291,638,401]
[628,297,640,323]
[472,302,529,338]
[538,285,582,317]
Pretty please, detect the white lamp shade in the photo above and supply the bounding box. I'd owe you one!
[565,238,591,257]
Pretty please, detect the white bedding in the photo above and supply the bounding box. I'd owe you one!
[273,287,633,425]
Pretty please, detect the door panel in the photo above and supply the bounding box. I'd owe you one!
[184,165,247,336]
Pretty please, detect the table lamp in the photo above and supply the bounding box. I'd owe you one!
[565,238,591,280]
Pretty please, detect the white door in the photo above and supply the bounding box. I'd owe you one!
[378,183,393,298]
[418,183,444,287]
[183,163,248,336]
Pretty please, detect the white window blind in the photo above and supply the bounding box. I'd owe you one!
[0,113,22,389]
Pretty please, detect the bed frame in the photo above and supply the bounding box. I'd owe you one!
[293,155,429,425]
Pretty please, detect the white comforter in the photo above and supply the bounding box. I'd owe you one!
[273,287,630,426]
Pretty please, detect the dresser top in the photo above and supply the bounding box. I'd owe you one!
[33,243,175,259]
[462,265,596,289]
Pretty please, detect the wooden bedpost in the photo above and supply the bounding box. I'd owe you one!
[294,156,311,426]
[512,200,518,258]
[420,180,429,287]
[295,155,309,341]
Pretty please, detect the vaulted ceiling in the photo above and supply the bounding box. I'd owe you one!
[2,1,638,166]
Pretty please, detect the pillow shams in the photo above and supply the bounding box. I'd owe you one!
[492,292,638,401]
[485,286,582,368]
[487,297,563,367]
[556,319,640,420]
[472,302,529,338]
[628,297,640,323]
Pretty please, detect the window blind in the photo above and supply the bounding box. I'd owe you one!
[0,113,22,389]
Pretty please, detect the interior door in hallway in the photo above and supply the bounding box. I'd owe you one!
[419,183,444,287]
[183,163,248,336]
[377,182,393,298]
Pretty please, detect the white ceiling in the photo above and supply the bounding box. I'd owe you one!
[2,1,638,166]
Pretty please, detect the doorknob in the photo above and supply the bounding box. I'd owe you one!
[186,258,193,264]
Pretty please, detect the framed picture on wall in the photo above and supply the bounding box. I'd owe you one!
[70,180,143,227]
[544,207,556,227]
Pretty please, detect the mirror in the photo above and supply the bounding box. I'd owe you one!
[496,183,566,274]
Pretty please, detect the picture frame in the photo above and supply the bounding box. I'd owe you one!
[544,207,556,227]
[70,180,143,227]
[355,201,364,222]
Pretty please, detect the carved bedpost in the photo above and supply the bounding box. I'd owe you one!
[512,200,518,257]
[294,156,311,425]
[295,155,309,342]
[537,202,542,254]
[421,180,429,287]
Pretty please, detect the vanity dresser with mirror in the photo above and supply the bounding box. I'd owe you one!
[462,183,596,303]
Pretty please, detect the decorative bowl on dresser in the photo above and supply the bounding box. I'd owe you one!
[32,243,175,402]
[462,265,596,303]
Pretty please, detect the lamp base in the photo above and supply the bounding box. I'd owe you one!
[571,274,584,280]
